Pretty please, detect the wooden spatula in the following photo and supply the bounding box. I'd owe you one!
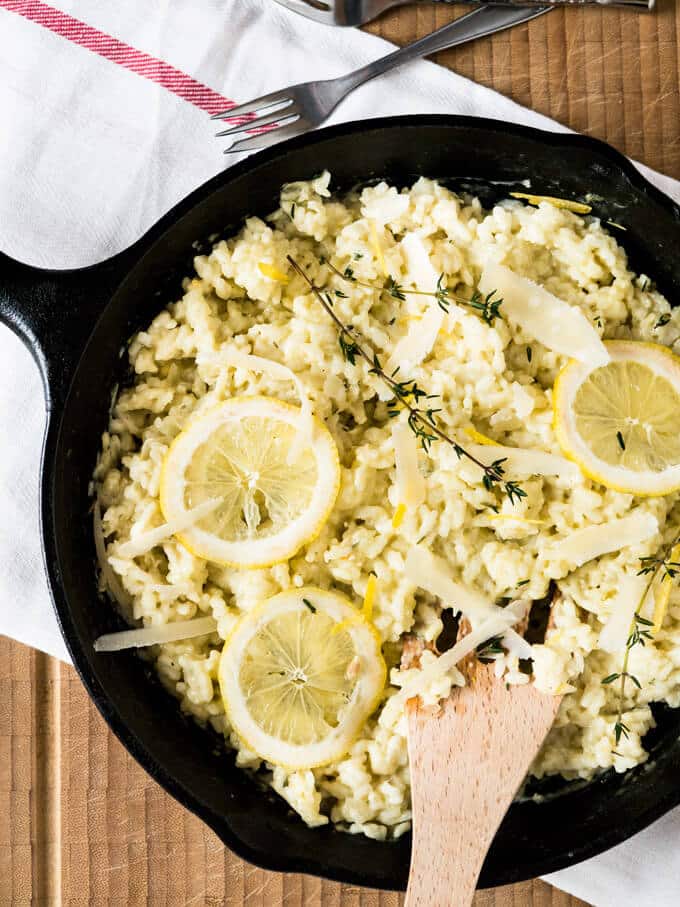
[405,646,562,906]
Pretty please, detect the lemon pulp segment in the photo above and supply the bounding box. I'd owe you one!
[218,587,386,768]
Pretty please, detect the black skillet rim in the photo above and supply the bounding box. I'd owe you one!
[39,115,680,889]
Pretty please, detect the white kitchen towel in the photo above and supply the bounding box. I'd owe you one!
[1,2,679,904]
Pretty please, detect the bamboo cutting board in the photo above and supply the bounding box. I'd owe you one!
[3,2,680,903]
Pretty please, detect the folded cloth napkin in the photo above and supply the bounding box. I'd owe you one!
[1,2,679,903]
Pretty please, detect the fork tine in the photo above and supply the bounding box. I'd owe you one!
[210,90,292,121]
[223,119,306,155]
[215,102,296,138]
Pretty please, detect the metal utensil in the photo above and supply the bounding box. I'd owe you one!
[213,4,550,153]
[274,0,653,28]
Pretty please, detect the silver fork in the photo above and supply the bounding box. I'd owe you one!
[212,5,551,154]
[274,0,651,26]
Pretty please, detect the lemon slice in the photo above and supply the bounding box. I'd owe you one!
[160,396,341,567]
[554,341,680,495]
[218,587,386,769]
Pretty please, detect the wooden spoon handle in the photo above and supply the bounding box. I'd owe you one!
[405,681,561,907]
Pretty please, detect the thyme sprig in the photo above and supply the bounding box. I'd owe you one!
[287,255,526,505]
[322,258,504,327]
[602,534,680,751]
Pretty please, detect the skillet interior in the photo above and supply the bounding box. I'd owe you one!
[41,117,680,889]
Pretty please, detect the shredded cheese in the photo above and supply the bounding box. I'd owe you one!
[94,616,218,652]
[548,511,659,570]
[116,498,222,559]
[509,192,592,214]
[258,261,289,283]
[478,262,609,366]
[392,503,407,529]
[369,220,388,277]
[392,423,426,508]
[219,349,315,463]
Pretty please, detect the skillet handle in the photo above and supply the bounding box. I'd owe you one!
[0,252,132,411]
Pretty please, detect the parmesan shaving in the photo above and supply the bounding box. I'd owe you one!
[94,502,132,612]
[405,546,531,664]
[501,627,534,660]
[393,603,525,707]
[116,498,222,559]
[405,546,496,624]
[94,616,218,652]
[400,234,439,291]
[598,574,648,653]
[486,514,545,526]
[478,262,609,366]
[392,423,425,508]
[385,304,444,377]
[547,511,658,569]
[219,349,316,463]
[384,235,443,376]
[465,442,581,480]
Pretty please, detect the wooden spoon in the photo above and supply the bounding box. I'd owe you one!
[405,643,562,906]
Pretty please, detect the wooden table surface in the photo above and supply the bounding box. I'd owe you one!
[3,2,680,904]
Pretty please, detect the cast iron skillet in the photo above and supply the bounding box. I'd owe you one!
[2,116,680,891]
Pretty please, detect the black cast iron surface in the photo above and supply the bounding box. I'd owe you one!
[1,117,680,890]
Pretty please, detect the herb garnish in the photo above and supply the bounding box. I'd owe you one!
[602,534,680,750]
[287,255,526,506]
[302,597,317,614]
[655,313,671,329]
[477,635,505,664]
[323,258,504,327]
[616,431,626,451]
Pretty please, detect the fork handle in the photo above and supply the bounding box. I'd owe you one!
[337,5,550,94]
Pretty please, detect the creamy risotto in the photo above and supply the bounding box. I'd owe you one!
[94,172,680,840]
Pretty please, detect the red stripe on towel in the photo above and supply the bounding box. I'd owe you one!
[0,0,235,115]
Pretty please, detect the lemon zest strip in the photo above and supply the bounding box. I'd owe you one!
[258,261,289,283]
[464,425,498,446]
[392,503,407,529]
[362,575,377,622]
[509,192,592,214]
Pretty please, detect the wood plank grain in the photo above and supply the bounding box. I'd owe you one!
[1,637,588,905]
[366,1,680,179]
[6,3,680,902]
